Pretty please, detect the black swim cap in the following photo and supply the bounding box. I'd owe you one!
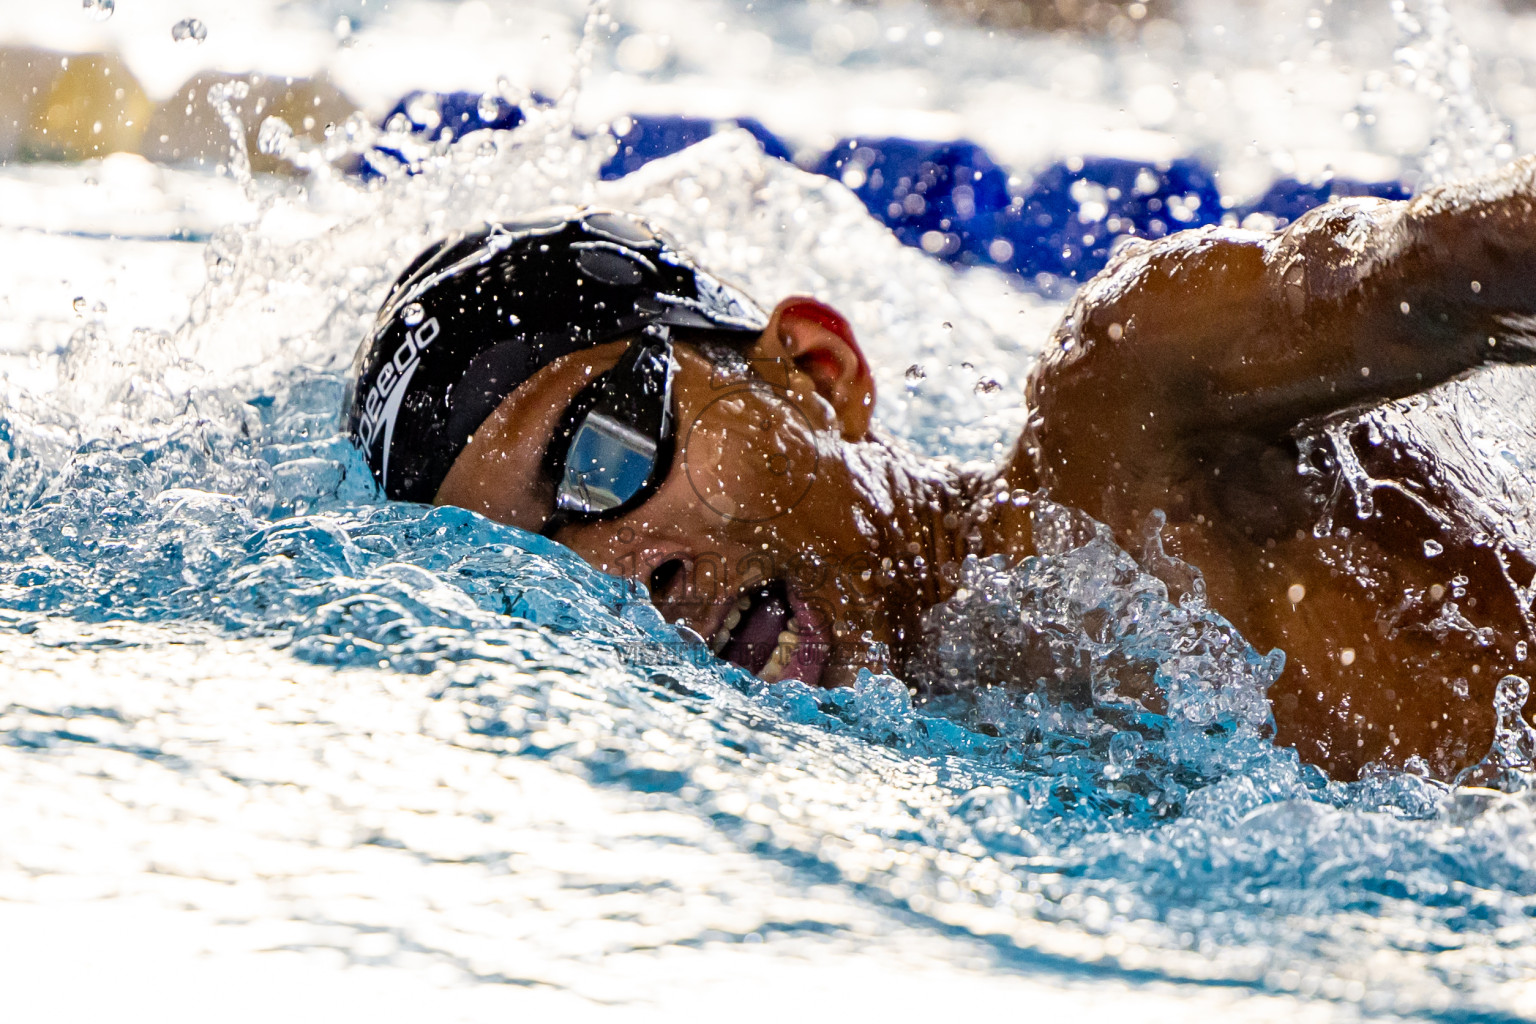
[345,209,769,502]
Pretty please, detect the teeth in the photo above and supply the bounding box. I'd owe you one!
[759,644,789,683]
[709,605,745,657]
[759,624,803,684]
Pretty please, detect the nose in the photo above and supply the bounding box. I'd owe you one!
[647,557,687,601]
[550,517,699,603]
[584,538,735,639]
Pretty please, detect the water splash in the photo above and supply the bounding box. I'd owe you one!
[1455,674,1536,789]
[1390,0,1514,185]
[171,18,208,45]
[205,80,253,195]
[905,499,1284,813]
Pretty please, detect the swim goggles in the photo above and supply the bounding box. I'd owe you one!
[540,322,680,535]
[346,208,768,505]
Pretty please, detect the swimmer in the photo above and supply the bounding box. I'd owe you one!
[346,160,1536,780]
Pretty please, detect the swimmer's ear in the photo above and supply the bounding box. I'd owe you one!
[760,297,875,440]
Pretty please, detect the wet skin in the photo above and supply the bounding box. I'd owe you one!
[438,299,1035,688]
[437,159,1536,781]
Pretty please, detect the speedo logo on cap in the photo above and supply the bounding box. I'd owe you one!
[357,316,440,488]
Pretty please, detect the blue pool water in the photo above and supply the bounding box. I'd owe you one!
[5,0,1536,1018]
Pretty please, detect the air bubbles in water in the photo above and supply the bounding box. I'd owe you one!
[72,297,87,315]
[1423,539,1443,557]
[82,0,114,22]
[402,303,425,326]
[172,18,208,44]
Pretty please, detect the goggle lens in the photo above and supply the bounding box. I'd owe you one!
[542,327,677,533]
[557,412,660,514]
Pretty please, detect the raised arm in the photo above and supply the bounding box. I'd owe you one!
[1021,156,1536,522]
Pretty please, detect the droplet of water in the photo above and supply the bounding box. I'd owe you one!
[1423,539,1443,557]
[974,377,1002,394]
[904,364,926,382]
[405,94,441,131]
[257,116,293,156]
[72,297,87,315]
[402,302,425,326]
[172,18,208,44]
[1485,674,1536,775]
[82,0,114,22]
[334,15,354,43]
[477,93,502,123]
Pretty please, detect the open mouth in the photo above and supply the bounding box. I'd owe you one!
[707,579,829,686]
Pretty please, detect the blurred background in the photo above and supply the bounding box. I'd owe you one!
[3,0,1531,196]
[7,0,1534,296]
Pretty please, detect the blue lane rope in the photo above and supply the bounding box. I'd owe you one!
[361,90,1409,288]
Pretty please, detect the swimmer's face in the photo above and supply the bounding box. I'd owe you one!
[437,297,907,687]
